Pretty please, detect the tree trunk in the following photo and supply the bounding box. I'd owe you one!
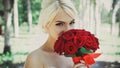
[94,7,97,35]
[4,11,12,54]
[111,1,120,35]
[118,22,120,37]
[87,0,91,31]
[89,0,96,34]
[0,24,2,35]
[78,0,87,29]
[119,22,120,36]
[13,0,19,37]
[27,0,32,32]
[3,0,13,54]
[95,0,101,36]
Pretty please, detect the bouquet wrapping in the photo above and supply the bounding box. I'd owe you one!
[54,29,101,68]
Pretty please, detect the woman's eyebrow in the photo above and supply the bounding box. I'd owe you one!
[56,19,75,23]
[56,20,65,23]
[71,19,75,22]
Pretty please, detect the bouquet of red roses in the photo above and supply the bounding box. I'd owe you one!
[54,29,101,68]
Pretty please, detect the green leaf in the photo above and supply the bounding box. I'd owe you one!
[64,54,76,57]
[76,47,93,56]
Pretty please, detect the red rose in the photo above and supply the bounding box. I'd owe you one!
[62,30,75,40]
[64,42,77,54]
[74,36,84,48]
[76,29,90,36]
[54,39,65,55]
[90,35,99,51]
[82,35,99,51]
[54,29,99,55]
[94,37,99,47]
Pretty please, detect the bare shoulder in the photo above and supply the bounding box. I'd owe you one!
[24,48,44,68]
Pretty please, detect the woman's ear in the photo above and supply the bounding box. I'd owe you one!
[43,23,49,33]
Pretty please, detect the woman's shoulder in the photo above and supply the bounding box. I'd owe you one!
[24,48,44,68]
[26,47,45,61]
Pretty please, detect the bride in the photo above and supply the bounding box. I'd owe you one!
[24,0,87,68]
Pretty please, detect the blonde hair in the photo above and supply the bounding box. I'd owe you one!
[39,0,77,30]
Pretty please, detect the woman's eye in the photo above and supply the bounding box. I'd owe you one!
[56,23,63,26]
[70,21,75,25]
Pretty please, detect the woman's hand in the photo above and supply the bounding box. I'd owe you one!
[73,60,88,68]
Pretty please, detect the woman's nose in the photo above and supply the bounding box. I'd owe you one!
[64,25,73,31]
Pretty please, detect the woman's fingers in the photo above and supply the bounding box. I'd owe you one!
[80,60,85,64]
[73,63,87,68]
[73,60,87,68]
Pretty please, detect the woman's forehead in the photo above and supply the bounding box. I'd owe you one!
[53,9,74,23]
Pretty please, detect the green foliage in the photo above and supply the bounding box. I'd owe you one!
[31,0,42,24]
[0,52,13,64]
[90,0,96,6]
[0,0,4,10]
[0,52,28,66]
[18,0,27,25]
[115,52,120,55]
[76,47,93,56]
[18,0,42,25]
[116,9,120,22]
[65,47,93,57]
[0,17,4,25]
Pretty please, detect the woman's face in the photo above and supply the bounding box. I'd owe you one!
[47,10,75,40]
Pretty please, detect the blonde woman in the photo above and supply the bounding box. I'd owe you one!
[24,0,87,68]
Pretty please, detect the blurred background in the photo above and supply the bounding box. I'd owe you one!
[0,0,120,68]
